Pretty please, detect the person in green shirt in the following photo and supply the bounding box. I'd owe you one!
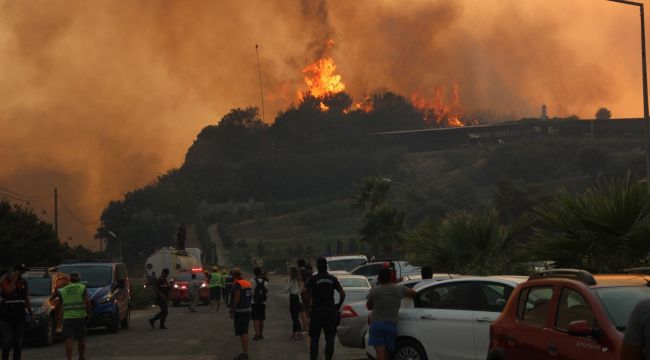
[56,272,91,360]
[208,266,224,312]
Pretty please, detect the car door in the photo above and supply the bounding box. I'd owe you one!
[506,286,556,360]
[472,281,514,359]
[548,288,609,360]
[413,281,475,360]
[113,266,128,320]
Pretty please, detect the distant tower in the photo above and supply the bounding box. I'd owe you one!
[541,104,548,120]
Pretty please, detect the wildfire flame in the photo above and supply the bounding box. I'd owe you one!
[411,83,470,127]
[298,56,346,101]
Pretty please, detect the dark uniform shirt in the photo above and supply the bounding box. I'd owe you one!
[305,272,343,308]
[0,277,28,322]
[156,277,170,302]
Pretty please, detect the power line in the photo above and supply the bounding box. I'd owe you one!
[0,186,50,200]
[0,191,36,204]
[59,196,100,226]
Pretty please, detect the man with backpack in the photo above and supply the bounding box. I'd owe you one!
[251,267,268,341]
[229,268,253,360]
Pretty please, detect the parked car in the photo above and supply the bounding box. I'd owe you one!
[339,273,456,350]
[336,275,371,348]
[326,255,368,272]
[398,273,460,288]
[366,275,527,360]
[169,270,209,306]
[56,261,130,333]
[488,269,650,360]
[23,268,69,346]
[351,261,421,286]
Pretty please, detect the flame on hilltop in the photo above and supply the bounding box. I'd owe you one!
[411,83,470,127]
[298,56,346,100]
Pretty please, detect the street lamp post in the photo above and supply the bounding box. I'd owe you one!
[608,0,650,190]
[108,230,123,263]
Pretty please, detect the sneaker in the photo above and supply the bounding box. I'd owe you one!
[148,319,154,329]
[233,354,249,360]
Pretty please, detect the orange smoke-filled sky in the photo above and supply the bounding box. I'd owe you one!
[0,0,647,248]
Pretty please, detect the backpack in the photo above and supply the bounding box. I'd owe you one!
[252,278,268,303]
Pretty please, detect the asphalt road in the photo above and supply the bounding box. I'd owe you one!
[23,275,367,360]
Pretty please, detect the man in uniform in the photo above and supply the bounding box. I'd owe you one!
[57,271,91,360]
[0,264,33,360]
[149,268,170,329]
[208,266,224,312]
[223,270,234,308]
[229,268,252,360]
[303,257,345,360]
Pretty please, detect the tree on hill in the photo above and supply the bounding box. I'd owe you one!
[359,204,406,258]
[256,239,265,257]
[525,175,650,273]
[595,107,612,120]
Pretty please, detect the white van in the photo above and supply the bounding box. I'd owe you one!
[325,255,368,272]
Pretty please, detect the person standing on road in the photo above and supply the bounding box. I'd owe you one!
[283,267,303,339]
[251,267,268,341]
[297,259,312,334]
[57,271,91,360]
[149,268,170,330]
[224,270,234,308]
[0,264,33,360]
[622,297,650,360]
[188,273,200,313]
[367,268,416,360]
[303,257,345,360]
[209,266,224,313]
[229,268,253,360]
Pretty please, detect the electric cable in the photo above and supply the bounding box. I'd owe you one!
[59,196,101,226]
[0,186,51,200]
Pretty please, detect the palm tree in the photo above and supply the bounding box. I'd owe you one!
[525,175,650,273]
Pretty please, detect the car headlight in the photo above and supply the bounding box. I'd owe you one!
[200,283,207,288]
[173,284,179,289]
[31,307,47,315]
[99,294,113,304]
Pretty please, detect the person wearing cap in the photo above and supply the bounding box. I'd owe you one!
[229,268,253,360]
[149,268,170,329]
[208,266,224,312]
[0,264,33,360]
[303,257,345,360]
[56,271,91,360]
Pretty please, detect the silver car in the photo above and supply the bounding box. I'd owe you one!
[334,275,371,348]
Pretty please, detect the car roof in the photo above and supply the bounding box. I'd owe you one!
[525,270,650,288]
[591,274,650,287]
[412,275,526,291]
[336,274,370,280]
[326,255,367,260]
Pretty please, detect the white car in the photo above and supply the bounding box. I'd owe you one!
[366,276,527,360]
[325,255,368,272]
[351,261,421,287]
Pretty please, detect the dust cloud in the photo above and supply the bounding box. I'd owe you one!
[0,0,645,248]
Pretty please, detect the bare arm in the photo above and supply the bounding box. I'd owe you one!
[405,288,416,298]
[83,290,91,319]
[230,289,240,312]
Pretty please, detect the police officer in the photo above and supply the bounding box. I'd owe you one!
[57,271,91,360]
[223,270,234,308]
[303,257,345,360]
[149,268,170,329]
[0,264,33,360]
[229,268,252,360]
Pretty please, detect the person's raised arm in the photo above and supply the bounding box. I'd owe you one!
[335,280,345,309]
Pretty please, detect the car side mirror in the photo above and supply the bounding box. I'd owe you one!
[567,320,592,337]
[117,279,126,290]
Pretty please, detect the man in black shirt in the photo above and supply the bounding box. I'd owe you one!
[303,257,345,360]
[149,268,170,329]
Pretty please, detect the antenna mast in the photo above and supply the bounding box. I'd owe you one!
[255,44,265,122]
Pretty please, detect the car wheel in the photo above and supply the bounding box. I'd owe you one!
[120,307,130,329]
[108,309,120,333]
[394,338,427,360]
[40,315,55,346]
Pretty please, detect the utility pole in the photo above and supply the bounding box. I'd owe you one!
[54,187,58,240]
[255,44,265,123]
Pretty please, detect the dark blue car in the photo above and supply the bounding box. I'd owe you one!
[56,261,130,333]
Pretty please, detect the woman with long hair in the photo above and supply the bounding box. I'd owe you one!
[283,267,303,339]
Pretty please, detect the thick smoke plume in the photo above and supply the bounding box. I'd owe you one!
[0,0,645,247]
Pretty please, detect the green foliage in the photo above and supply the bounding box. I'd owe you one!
[256,239,265,257]
[0,201,67,268]
[576,146,610,177]
[217,223,234,248]
[595,107,612,120]
[118,210,177,267]
[347,237,359,254]
[359,204,406,258]
[406,208,532,275]
[526,175,650,273]
[353,177,392,211]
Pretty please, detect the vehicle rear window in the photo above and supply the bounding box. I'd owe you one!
[328,259,367,272]
[339,278,370,288]
[352,264,383,277]
[58,265,112,288]
[26,277,51,296]
[594,286,650,331]
[518,286,553,327]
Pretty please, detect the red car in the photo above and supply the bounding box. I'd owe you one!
[169,271,209,307]
[488,269,650,360]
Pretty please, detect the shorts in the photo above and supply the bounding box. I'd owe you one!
[368,320,397,351]
[62,318,86,340]
[210,287,222,301]
[233,311,250,336]
[251,304,266,320]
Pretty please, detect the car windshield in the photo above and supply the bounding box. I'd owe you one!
[328,259,367,272]
[26,277,51,296]
[175,273,205,281]
[58,265,112,288]
[339,278,369,288]
[594,286,650,331]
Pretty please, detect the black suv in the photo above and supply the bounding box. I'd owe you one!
[23,268,70,346]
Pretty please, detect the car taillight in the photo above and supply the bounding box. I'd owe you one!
[340,305,358,318]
